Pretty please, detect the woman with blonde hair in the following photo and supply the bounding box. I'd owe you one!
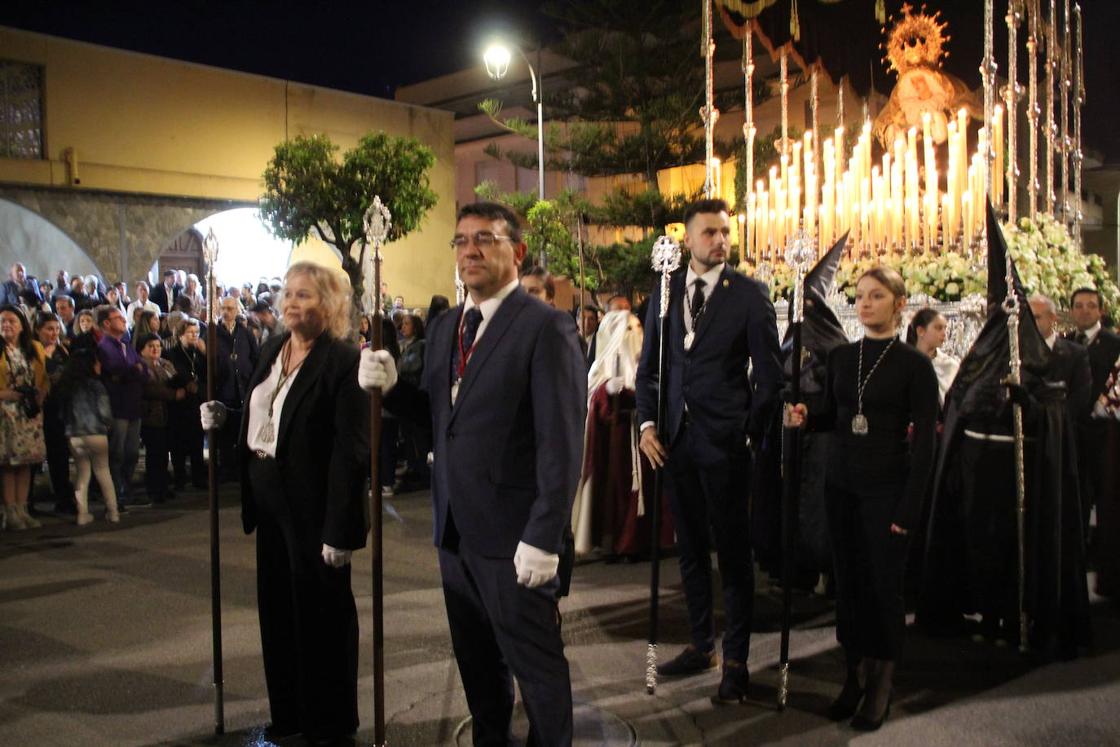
[200,262,368,743]
[786,266,939,730]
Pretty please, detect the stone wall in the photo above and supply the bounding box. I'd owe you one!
[0,186,250,283]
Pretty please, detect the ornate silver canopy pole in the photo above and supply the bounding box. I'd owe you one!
[1045,0,1057,214]
[1072,3,1084,243]
[702,0,719,198]
[744,28,756,260]
[645,234,682,695]
[362,196,392,747]
[1059,0,1072,223]
[983,0,998,204]
[1026,0,1040,217]
[811,68,821,180]
[1006,1,1023,223]
[201,227,225,735]
[781,48,790,157]
[777,229,817,710]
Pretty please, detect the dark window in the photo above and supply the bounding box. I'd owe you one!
[0,60,45,159]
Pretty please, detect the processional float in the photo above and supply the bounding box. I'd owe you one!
[639,0,1093,704]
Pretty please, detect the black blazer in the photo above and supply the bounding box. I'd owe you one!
[238,332,370,550]
[1074,328,1120,399]
[149,283,181,314]
[385,286,586,558]
[636,265,783,450]
[1048,337,1093,419]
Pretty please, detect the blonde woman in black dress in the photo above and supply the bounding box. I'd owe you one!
[787,267,939,730]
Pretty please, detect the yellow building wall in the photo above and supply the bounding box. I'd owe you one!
[0,26,457,307]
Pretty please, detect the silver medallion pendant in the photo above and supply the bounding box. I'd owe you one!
[684,331,695,349]
[256,421,275,444]
[851,413,869,436]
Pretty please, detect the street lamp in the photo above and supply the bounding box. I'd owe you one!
[484,40,546,206]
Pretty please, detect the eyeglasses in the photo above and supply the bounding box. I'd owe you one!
[449,232,513,251]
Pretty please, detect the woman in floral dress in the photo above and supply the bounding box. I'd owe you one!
[0,305,48,530]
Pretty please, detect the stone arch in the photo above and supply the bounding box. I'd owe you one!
[0,197,103,283]
[0,185,250,283]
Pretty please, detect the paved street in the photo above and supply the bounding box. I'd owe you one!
[2,484,1119,746]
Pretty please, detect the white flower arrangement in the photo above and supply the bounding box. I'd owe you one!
[748,214,1118,310]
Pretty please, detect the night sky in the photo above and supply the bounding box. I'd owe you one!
[1,0,1118,160]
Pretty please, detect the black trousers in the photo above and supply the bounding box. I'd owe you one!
[826,483,910,661]
[438,544,572,747]
[43,400,75,503]
[249,457,359,740]
[663,420,754,662]
[169,404,206,488]
[216,408,242,480]
[141,425,170,501]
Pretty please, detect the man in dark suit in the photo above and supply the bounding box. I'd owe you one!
[1030,294,1093,421]
[1066,287,1120,597]
[636,198,783,703]
[2,262,42,307]
[359,202,586,745]
[149,269,181,314]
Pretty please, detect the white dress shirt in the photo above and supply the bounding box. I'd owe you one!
[1078,321,1102,346]
[246,352,302,457]
[451,277,520,405]
[683,262,725,350]
[126,299,160,327]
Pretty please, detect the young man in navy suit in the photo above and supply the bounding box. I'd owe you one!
[360,202,586,745]
[636,198,783,703]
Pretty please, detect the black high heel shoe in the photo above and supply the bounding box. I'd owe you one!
[826,680,864,721]
[850,697,891,731]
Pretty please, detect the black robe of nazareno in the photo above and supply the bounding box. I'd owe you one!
[919,203,1091,655]
[752,233,850,581]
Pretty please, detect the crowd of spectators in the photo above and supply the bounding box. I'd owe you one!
[0,261,441,529]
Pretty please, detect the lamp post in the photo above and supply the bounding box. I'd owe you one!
[484,41,547,266]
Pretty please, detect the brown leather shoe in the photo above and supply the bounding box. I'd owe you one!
[712,658,750,704]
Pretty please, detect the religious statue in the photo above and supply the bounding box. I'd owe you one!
[874,4,980,148]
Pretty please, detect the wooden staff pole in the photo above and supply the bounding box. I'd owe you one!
[202,228,225,734]
[363,198,392,747]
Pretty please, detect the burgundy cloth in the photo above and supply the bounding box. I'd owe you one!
[581,384,674,556]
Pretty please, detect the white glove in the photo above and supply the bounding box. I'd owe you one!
[359,348,398,393]
[321,543,352,568]
[605,376,625,396]
[513,541,559,588]
[199,400,227,430]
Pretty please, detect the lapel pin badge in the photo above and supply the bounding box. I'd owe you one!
[722,279,730,288]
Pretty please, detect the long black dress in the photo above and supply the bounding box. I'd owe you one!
[812,336,939,660]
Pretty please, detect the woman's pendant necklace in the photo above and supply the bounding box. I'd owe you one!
[852,336,896,436]
[256,343,298,444]
[256,419,275,444]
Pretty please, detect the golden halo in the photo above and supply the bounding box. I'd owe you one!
[884,3,949,75]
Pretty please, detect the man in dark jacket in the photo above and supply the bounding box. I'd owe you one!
[2,263,42,307]
[636,198,783,703]
[149,269,182,314]
[214,295,259,480]
[360,202,586,745]
[95,304,148,506]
